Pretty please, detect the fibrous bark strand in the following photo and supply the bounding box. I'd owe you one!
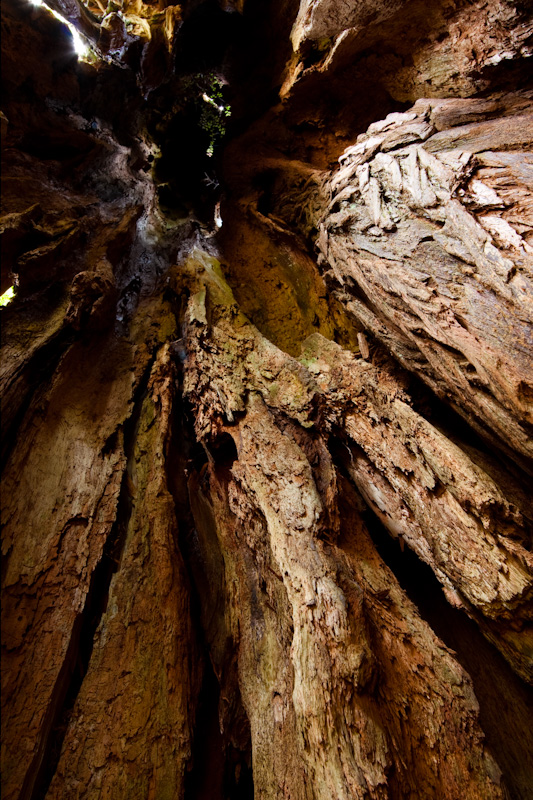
[2,0,533,798]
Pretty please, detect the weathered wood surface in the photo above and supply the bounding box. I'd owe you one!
[45,343,197,800]
[316,94,533,469]
[284,0,533,106]
[182,253,512,799]
[290,0,407,51]
[301,333,533,683]
[0,300,175,800]
[2,0,533,796]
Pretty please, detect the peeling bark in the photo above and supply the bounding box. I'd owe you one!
[2,0,533,797]
[182,261,510,799]
[45,343,197,800]
[315,94,533,468]
[1,300,176,799]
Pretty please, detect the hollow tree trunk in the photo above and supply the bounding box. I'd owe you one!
[1,0,532,799]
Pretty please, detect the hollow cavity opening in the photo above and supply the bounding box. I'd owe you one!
[0,285,16,307]
[28,0,92,59]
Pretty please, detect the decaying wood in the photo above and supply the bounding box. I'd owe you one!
[181,254,517,798]
[1,299,178,799]
[45,343,197,800]
[2,0,533,796]
[316,94,533,469]
[300,333,533,683]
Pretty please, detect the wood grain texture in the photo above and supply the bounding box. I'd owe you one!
[317,94,533,469]
[182,258,512,799]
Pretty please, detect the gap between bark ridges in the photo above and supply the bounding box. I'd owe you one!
[22,351,158,800]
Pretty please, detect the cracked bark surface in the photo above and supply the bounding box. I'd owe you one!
[1,300,177,800]
[46,343,198,800]
[315,94,533,468]
[181,257,514,799]
[2,0,533,798]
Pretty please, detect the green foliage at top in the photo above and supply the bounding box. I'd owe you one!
[0,286,15,307]
[181,72,231,157]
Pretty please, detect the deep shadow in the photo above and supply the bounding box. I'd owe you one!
[405,369,533,484]
[184,661,226,800]
[184,658,254,800]
[174,0,245,76]
[166,352,253,800]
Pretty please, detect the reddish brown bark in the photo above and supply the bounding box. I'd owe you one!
[2,0,532,798]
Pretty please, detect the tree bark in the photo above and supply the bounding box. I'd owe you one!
[1,0,532,798]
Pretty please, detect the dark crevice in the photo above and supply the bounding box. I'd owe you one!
[166,358,253,800]
[254,171,276,217]
[404,369,533,491]
[476,55,533,96]
[333,444,533,800]
[205,432,238,484]
[183,659,253,800]
[0,325,73,474]
[24,353,157,800]
[364,511,533,800]
[184,661,226,800]
[174,0,246,76]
